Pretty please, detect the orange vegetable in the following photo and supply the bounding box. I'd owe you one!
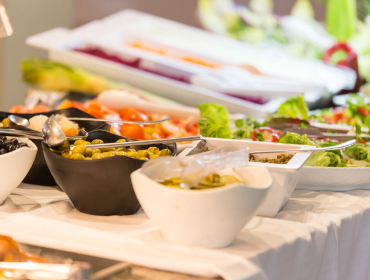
[64,127,79,135]
[120,124,145,140]
[119,108,148,121]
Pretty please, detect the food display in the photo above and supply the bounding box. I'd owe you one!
[58,139,172,161]
[249,153,293,164]
[0,136,29,155]
[159,173,242,190]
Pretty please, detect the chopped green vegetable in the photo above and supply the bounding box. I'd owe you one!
[344,144,370,162]
[233,117,263,139]
[276,95,309,120]
[279,131,317,146]
[197,103,232,138]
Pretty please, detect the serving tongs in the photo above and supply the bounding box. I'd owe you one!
[42,115,205,152]
[281,127,370,141]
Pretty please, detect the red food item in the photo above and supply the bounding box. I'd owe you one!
[357,107,370,116]
[251,127,281,142]
[120,124,145,140]
[118,108,148,122]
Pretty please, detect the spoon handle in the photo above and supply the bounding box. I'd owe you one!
[0,129,84,141]
[83,135,204,149]
[67,117,171,125]
[249,139,357,155]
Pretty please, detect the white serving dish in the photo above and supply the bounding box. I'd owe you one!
[26,27,283,118]
[297,166,370,191]
[131,165,271,248]
[195,138,314,217]
[0,137,37,204]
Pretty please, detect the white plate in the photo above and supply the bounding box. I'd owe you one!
[297,166,370,191]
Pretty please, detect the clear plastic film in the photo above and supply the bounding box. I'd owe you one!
[141,145,249,188]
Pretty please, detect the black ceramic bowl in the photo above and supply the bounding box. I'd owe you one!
[42,130,177,216]
[0,108,110,186]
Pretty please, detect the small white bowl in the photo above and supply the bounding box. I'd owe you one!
[131,165,271,248]
[0,137,37,204]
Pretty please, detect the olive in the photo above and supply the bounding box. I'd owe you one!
[62,150,72,158]
[136,150,149,158]
[85,148,93,157]
[137,157,149,161]
[91,139,104,145]
[0,139,4,149]
[4,143,13,151]
[2,118,11,127]
[17,143,28,149]
[71,153,85,160]
[0,136,7,141]
[126,151,137,158]
[149,153,159,160]
[116,147,130,152]
[100,147,115,153]
[147,147,159,154]
[72,145,86,156]
[91,148,101,154]
[127,148,136,152]
[92,153,105,160]
[159,148,172,156]
[116,139,127,143]
[74,140,85,145]
[117,151,127,156]
[103,151,117,157]
[6,138,18,146]
[84,157,92,161]
[0,148,6,155]
[7,145,17,152]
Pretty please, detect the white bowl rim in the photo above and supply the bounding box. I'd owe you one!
[0,137,37,159]
[134,166,272,195]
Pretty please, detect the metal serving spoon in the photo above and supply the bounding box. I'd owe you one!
[9,114,171,127]
[43,115,204,152]
[249,139,356,155]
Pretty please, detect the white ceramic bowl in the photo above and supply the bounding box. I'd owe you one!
[0,137,37,204]
[131,165,271,248]
[185,138,314,217]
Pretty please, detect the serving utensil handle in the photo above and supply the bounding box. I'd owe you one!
[67,117,171,125]
[84,135,204,149]
[249,139,356,155]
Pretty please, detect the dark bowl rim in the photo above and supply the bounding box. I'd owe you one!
[42,129,177,163]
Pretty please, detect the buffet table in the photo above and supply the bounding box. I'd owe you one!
[1,184,370,280]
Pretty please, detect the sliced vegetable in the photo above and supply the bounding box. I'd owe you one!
[197,103,232,138]
[276,95,309,120]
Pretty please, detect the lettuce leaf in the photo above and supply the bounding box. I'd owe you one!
[197,103,232,138]
[276,95,309,120]
[278,131,317,146]
[344,143,370,162]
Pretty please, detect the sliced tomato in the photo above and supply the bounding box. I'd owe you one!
[358,107,370,116]
[118,108,148,121]
[120,124,145,140]
[64,127,79,135]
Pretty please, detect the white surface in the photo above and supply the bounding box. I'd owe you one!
[0,138,37,204]
[2,185,370,280]
[131,166,271,248]
[199,138,314,217]
[26,23,285,118]
[297,166,370,191]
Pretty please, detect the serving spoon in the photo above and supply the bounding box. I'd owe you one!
[43,115,205,152]
[8,114,171,127]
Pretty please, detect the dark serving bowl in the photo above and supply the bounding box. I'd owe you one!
[42,130,177,216]
[0,108,110,186]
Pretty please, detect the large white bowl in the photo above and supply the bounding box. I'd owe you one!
[189,138,314,217]
[131,165,271,248]
[0,137,37,204]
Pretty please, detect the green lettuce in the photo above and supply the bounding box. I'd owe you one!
[279,132,346,167]
[279,131,317,146]
[276,95,309,120]
[197,103,232,138]
[344,144,370,162]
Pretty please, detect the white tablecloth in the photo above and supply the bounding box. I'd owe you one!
[1,184,370,280]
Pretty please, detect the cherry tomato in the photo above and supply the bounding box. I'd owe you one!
[119,108,148,121]
[358,107,370,116]
[120,124,145,140]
